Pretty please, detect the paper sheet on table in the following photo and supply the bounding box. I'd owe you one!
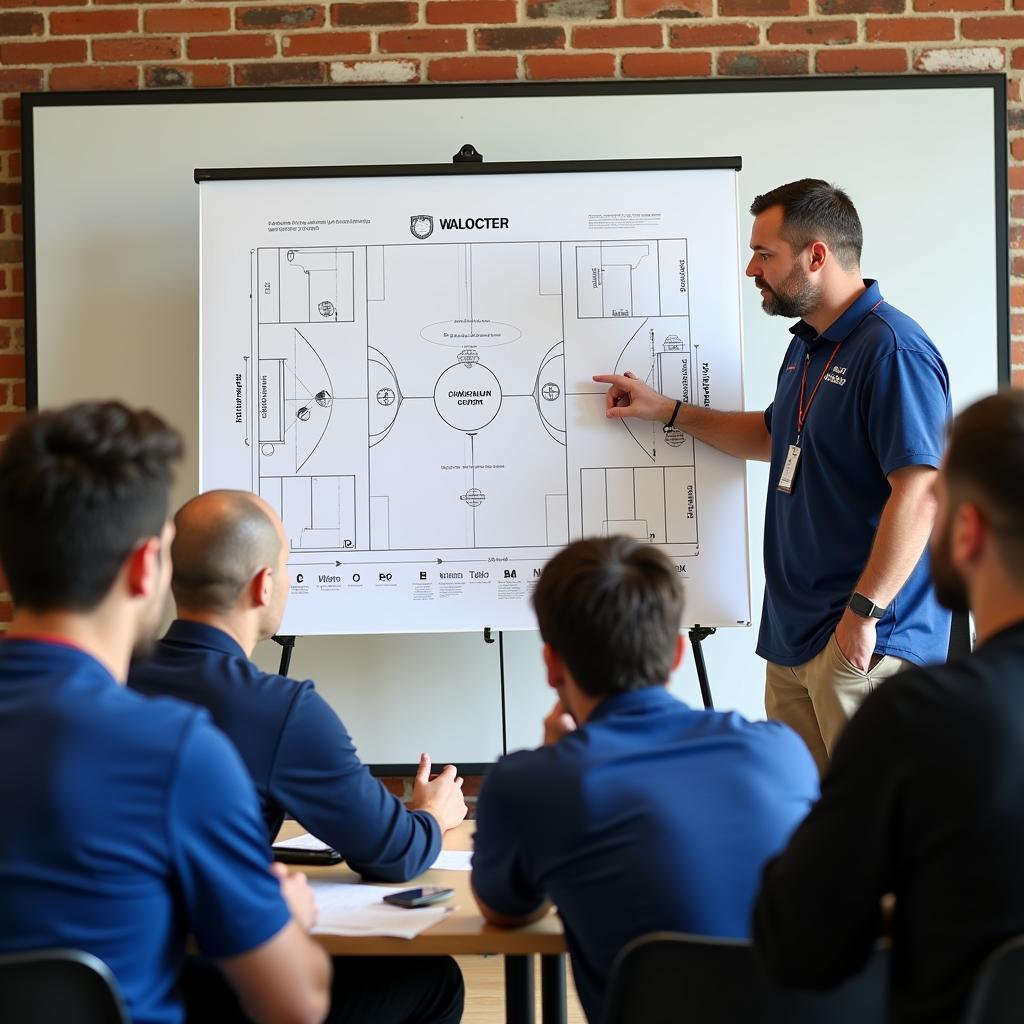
[310,880,452,939]
[430,850,473,872]
[273,832,333,852]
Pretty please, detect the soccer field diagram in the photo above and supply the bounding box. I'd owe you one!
[250,237,703,559]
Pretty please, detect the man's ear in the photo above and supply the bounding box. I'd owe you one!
[125,537,161,598]
[542,643,565,691]
[953,502,985,568]
[249,566,274,609]
[672,633,685,672]
[807,240,828,273]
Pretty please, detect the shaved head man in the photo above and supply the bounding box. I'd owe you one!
[130,489,467,1024]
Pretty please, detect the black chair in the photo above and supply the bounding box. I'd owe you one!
[0,948,129,1024]
[602,931,889,1024]
[961,935,1024,1024]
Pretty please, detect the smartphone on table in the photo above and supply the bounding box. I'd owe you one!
[382,886,454,908]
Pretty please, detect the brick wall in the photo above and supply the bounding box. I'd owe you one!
[0,1,1022,630]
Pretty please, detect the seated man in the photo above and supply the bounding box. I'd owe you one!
[754,390,1024,1024]
[471,536,819,1024]
[0,402,331,1024]
[129,488,465,1024]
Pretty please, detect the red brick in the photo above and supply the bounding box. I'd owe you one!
[331,2,418,24]
[236,5,326,28]
[2,0,86,7]
[1014,46,1024,68]
[623,0,710,15]
[93,36,179,61]
[234,61,325,84]
[1013,255,1024,278]
[573,24,663,46]
[0,243,21,265]
[379,28,466,51]
[768,18,855,42]
[144,8,231,32]
[671,22,759,44]
[867,15,953,38]
[48,64,138,89]
[622,50,711,75]
[718,48,808,74]
[0,411,25,438]
[0,39,88,64]
[50,9,138,33]
[0,354,24,378]
[1012,198,1024,223]
[1,98,20,123]
[0,70,43,92]
[187,34,277,59]
[0,184,21,205]
[426,0,517,22]
[1011,108,1024,130]
[816,46,907,70]
[0,297,23,320]
[284,31,372,54]
[963,16,1024,38]
[476,26,565,47]
[0,128,18,152]
[525,52,616,78]
[10,212,21,235]
[819,0,903,11]
[0,326,10,350]
[1012,224,1024,248]
[145,63,232,87]
[92,0,175,6]
[11,381,24,408]
[1013,138,1024,162]
[11,268,22,294]
[1012,284,1024,309]
[1014,313,1024,337]
[721,0,806,14]
[0,270,7,292]
[915,0,999,9]
[0,12,44,35]
[329,58,421,81]
[427,54,518,79]
[528,0,614,15]
[378,776,406,797]
[1009,168,1024,192]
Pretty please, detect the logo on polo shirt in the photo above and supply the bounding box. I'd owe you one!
[824,364,848,387]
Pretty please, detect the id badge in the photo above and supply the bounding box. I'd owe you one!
[777,443,802,494]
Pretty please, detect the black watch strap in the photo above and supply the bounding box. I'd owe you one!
[848,591,887,619]
[663,399,682,433]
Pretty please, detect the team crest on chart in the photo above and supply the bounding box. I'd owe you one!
[410,215,433,240]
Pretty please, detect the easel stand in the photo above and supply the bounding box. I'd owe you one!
[688,625,716,710]
[273,634,296,677]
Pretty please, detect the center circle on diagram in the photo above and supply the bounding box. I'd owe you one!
[433,362,502,432]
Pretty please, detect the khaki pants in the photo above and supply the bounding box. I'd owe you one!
[765,634,909,776]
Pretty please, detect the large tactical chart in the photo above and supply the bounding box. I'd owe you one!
[199,164,750,635]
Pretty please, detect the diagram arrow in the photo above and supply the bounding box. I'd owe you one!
[335,558,443,566]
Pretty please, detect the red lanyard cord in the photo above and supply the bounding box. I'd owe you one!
[796,340,843,442]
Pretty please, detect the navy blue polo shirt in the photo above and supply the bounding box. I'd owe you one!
[760,280,951,668]
[0,638,290,1024]
[471,687,818,1024]
[129,620,440,882]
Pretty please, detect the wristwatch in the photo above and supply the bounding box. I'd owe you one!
[848,592,888,619]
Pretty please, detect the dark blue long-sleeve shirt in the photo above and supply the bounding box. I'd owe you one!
[129,620,440,882]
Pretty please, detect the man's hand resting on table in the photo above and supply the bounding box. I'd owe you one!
[409,753,468,833]
[271,862,318,932]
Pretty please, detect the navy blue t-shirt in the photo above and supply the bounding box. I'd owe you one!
[760,280,951,667]
[471,687,819,1023]
[129,620,440,882]
[0,638,290,1024]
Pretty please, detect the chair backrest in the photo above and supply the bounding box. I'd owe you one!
[601,931,889,1024]
[0,948,129,1024]
[961,935,1024,1024]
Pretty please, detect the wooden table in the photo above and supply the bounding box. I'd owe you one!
[278,821,568,1024]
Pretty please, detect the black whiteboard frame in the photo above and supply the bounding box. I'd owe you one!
[22,74,1010,409]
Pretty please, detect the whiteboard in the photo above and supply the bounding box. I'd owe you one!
[197,160,749,635]
[23,78,1009,766]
